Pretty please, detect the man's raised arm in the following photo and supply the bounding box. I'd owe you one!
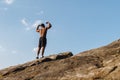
[36,25,40,32]
[46,22,52,29]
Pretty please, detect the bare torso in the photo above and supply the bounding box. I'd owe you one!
[39,28,47,38]
[36,22,52,38]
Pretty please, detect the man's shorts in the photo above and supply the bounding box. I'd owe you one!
[38,37,47,48]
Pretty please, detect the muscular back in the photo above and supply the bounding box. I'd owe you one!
[36,22,52,37]
[40,28,47,38]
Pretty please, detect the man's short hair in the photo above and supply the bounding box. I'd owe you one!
[39,23,45,28]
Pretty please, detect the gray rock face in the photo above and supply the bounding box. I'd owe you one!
[1,40,120,80]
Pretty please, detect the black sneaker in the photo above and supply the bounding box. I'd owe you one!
[36,57,39,59]
[42,56,44,58]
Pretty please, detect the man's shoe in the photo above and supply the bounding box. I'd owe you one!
[42,56,44,58]
[36,57,39,59]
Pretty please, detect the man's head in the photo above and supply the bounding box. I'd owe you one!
[39,23,45,28]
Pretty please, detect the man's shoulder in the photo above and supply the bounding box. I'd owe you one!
[45,27,49,30]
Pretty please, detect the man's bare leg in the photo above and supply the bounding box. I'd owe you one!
[41,47,45,58]
[36,47,41,59]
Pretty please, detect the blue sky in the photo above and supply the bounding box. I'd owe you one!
[0,0,120,69]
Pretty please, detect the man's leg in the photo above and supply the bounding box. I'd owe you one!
[36,47,41,59]
[41,47,45,58]
[37,37,42,59]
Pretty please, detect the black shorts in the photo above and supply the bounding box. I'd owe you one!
[38,37,47,48]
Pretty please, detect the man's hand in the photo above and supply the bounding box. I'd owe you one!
[46,21,49,24]
[46,21,52,29]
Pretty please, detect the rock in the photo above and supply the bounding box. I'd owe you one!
[1,40,120,80]
[56,52,73,59]
[0,51,73,78]
[38,51,73,62]
[1,77,21,80]
[0,65,26,76]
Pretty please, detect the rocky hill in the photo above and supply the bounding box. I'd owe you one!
[1,39,120,80]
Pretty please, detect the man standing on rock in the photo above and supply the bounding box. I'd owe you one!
[36,21,52,59]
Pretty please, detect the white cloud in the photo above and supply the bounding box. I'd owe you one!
[21,18,42,31]
[4,0,14,5]
[32,47,38,53]
[32,20,42,28]
[21,18,30,31]
[21,18,29,27]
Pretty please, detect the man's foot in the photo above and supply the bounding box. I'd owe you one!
[36,57,39,59]
[42,56,44,58]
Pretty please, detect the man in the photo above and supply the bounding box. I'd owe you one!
[36,21,52,59]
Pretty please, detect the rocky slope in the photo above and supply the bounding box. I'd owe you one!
[1,39,120,80]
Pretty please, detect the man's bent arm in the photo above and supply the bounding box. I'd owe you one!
[36,25,40,32]
[46,22,52,29]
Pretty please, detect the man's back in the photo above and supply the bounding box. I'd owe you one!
[40,28,47,38]
[36,22,52,38]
